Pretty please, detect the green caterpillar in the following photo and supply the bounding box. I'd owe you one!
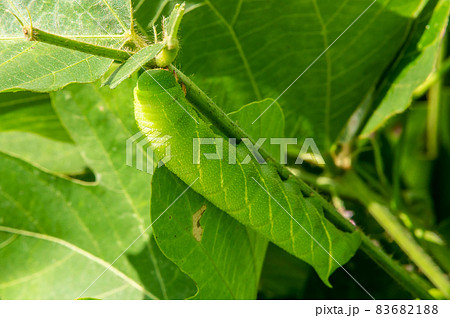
[134,69,360,284]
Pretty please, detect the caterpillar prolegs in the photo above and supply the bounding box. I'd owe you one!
[134,69,360,284]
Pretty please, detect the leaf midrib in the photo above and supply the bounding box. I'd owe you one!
[204,0,262,100]
[0,225,158,299]
[101,0,129,32]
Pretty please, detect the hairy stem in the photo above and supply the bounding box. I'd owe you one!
[305,170,448,299]
[23,26,131,62]
[343,172,450,298]
[359,235,434,300]
[300,172,441,299]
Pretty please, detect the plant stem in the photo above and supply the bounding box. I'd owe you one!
[170,64,436,300]
[359,235,434,300]
[309,169,450,298]
[299,171,438,299]
[425,39,446,159]
[342,172,450,298]
[426,75,441,159]
[23,26,131,62]
[370,136,389,188]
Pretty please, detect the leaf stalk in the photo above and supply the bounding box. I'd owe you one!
[22,26,131,62]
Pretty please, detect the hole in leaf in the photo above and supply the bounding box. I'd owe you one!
[192,204,206,242]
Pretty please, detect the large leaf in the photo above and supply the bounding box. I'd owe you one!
[361,0,450,137]
[150,100,283,299]
[441,88,450,154]
[0,91,71,142]
[398,105,450,277]
[0,90,84,174]
[258,243,310,299]
[0,131,86,175]
[0,77,196,299]
[0,0,132,92]
[151,167,268,299]
[228,99,284,160]
[160,0,429,151]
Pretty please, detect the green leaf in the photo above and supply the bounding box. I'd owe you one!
[0,89,84,174]
[76,297,101,300]
[0,0,133,92]
[434,219,450,274]
[394,105,450,278]
[0,77,196,299]
[103,43,165,88]
[400,105,434,202]
[132,0,173,34]
[360,0,450,137]
[441,88,450,153]
[258,243,310,299]
[168,0,429,151]
[151,167,268,299]
[0,131,86,175]
[228,99,284,160]
[0,91,71,142]
[150,99,285,299]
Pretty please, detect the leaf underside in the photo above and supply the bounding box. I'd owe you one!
[0,0,132,92]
